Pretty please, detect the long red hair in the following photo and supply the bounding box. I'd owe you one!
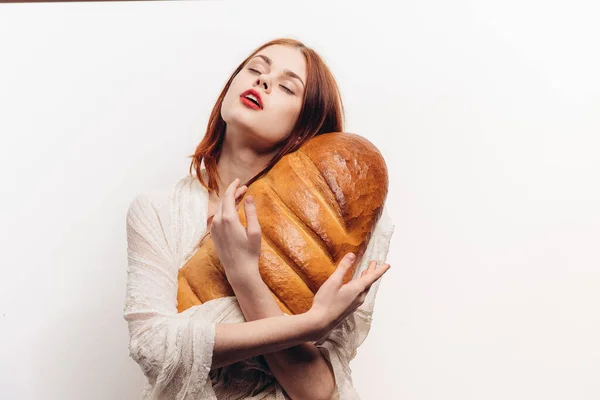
[187,38,345,195]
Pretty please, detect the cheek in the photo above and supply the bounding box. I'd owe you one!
[221,85,240,119]
[277,98,302,123]
[264,100,302,138]
[224,76,244,100]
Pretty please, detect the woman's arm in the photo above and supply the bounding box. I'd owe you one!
[224,205,396,400]
[212,306,323,370]
[226,271,336,400]
[206,183,334,398]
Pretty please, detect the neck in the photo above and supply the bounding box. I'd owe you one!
[213,124,282,196]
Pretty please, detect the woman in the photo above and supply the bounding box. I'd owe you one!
[124,38,395,400]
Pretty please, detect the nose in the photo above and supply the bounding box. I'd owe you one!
[254,73,271,94]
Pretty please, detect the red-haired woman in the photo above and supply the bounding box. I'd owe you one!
[124,38,395,400]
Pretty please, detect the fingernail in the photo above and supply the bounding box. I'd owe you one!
[348,253,356,261]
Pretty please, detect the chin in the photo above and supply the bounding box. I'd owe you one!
[226,111,257,132]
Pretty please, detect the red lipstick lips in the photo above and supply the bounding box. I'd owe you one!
[240,89,263,110]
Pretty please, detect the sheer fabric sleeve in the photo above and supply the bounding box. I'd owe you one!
[124,192,216,399]
[314,205,396,399]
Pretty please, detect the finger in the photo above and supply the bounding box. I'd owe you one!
[235,185,248,205]
[222,178,241,220]
[235,187,248,212]
[213,191,223,223]
[362,263,391,286]
[360,260,377,278]
[365,260,377,275]
[353,263,390,292]
[235,184,247,199]
[244,196,262,246]
[333,253,356,281]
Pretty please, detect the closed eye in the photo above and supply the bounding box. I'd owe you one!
[249,67,295,95]
[280,85,294,95]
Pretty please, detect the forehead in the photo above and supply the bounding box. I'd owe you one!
[253,45,307,81]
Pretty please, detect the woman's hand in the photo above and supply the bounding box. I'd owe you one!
[308,253,391,340]
[210,178,263,281]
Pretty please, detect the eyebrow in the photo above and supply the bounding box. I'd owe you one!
[252,54,305,88]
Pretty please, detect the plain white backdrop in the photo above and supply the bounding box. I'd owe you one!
[1,1,599,399]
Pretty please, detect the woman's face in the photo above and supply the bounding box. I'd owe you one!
[221,44,307,151]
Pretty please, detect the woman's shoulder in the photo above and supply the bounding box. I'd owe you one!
[126,174,207,264]
[127,185,171,218]
[130,174,198,205]
[127,174,200,226]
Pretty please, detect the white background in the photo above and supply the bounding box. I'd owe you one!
[1,1,599,399]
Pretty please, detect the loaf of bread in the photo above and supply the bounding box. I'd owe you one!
[177,132,389,315]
